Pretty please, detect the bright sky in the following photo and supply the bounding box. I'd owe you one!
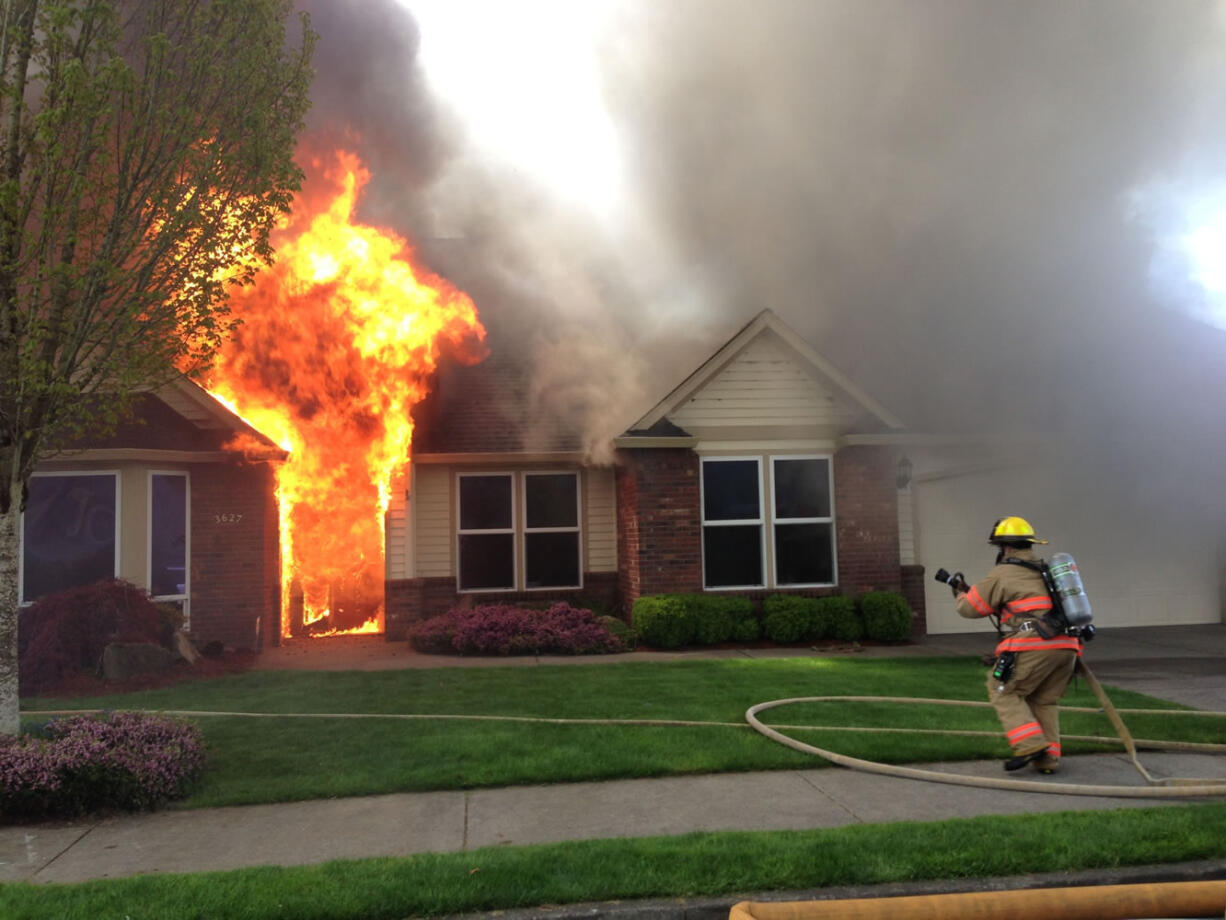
[399,0,628,221]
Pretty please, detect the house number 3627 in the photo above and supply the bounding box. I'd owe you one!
[214,513,244,524]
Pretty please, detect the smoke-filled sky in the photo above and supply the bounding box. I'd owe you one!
[294,0,1226,498]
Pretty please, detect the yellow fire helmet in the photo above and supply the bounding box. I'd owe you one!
[988,515,1049,545]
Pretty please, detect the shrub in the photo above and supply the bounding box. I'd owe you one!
[692,596,753,646]
[761,594,816,644]
[598,615,637,651]
[0,712,205,819]
[859,591,913,642]
[632,595,696,649]
[19,580,167,695]
[408,603,621,655]
[822,595,863,641]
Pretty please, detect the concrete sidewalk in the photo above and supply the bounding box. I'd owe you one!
[3,625,1225,888]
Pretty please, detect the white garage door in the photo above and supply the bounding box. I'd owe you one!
[913,461,1221,635]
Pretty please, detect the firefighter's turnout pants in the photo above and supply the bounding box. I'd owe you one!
[989,646,1078,757]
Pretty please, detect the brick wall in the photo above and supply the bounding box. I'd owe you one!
[189,460,279,650]
[615,448,701,612]
[833,446,901,596]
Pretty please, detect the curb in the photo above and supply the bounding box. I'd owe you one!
[454,860,1226,920]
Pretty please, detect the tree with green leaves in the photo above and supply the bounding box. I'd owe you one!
[0,0,315,734]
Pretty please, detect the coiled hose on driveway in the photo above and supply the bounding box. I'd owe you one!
[746,661,1226,798]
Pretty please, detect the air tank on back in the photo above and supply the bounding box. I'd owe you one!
[1049,552,1092,626]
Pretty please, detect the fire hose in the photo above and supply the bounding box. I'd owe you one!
[745,661,1226,798]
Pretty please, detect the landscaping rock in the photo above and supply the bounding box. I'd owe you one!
[101,643,179,682]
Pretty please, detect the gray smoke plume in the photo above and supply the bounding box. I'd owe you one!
[296,0,1226,514]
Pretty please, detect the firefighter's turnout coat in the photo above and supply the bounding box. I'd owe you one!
[957,548,1081,758]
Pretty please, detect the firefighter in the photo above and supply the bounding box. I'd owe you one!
[954,516,1081,774]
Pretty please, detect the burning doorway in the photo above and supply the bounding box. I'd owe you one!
[203,150,485,638]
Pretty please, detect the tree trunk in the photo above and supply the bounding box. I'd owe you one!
[0,478,21,735]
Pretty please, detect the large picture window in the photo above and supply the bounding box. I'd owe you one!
[701,458,764,588]
[150,472,189,598]
[524,472,580,589]
[772,457,835,586]
[458,474,515,591]
[22,472,119,603]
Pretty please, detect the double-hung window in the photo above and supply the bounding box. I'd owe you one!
[701,455,835,589]
[701,458,765,588]
[523,473,580,589]
[457,471,581,592]
[457,473,516,591]
[21,472,120,603]
[771,456,834,586]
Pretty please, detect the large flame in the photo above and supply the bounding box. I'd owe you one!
[204,150,484,636]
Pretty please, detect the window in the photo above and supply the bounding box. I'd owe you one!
[21,472,119,603]
[524,473,580,589]
[457,474,515,591]
[150,472,189,598]
[701,455,836,590]
[701,458,764,588]
[771,457,835,586]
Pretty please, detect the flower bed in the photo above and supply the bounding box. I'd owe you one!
[0,712,206,819]
[409,602,626,655]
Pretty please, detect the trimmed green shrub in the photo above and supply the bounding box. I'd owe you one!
[632,595,696,649]
[761,594,815,644]
[859,591,913,642]
[691,595,753,646]
[822,595,863,641]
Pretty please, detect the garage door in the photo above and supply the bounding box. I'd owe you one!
[913,461,1221,634]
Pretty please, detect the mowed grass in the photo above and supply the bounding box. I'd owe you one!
[4,803,1226,920]
[19,656,1221,808]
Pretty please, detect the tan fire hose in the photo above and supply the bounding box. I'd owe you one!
[745,660,1226,798]
[729,879,1226,920]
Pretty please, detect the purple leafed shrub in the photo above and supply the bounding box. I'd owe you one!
[19,579,169,695]
[409,602,624,655]
[0,712,206,819]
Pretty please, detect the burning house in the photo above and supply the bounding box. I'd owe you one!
[386,309,927,634]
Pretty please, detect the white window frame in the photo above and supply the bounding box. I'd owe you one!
[148,471,191,625]
[770,454,837,588]
[522,470,583,591]
[456,471,516,593]
[19,470,121,605]
[700,456,766,590]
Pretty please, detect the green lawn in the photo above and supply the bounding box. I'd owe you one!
[3,804,1226,920]
[20,656,1219,807]
[8,655,1225,919]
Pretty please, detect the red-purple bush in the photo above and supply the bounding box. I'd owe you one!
[409,602,624,655]
[0,712,206,819]
[19,579,167,695]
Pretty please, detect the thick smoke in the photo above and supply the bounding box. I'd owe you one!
[297,0,1226,515]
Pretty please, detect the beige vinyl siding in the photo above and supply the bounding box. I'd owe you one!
[669,335,854,432]
[414,464,454,577]
[385,471,408,580]
[584,467,617,572]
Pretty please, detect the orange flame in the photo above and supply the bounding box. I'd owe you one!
[204,150,484,636]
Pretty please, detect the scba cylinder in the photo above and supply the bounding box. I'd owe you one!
[1049,552,1093,626]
